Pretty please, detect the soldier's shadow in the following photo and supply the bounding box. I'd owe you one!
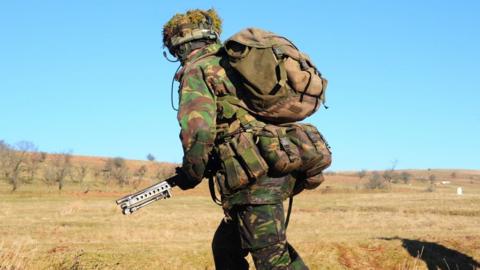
[380,237,480,270]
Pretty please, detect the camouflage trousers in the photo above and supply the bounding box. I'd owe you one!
[212,203,308,270]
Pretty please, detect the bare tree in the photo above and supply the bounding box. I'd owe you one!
[134,165,148,181]
[422,174,437,192]
[0,140,9,179]
[43,152,72,190]
[103,157,130,186]
[357,170,367,179]
[382,159,398,184]
[92,167,103,183]
[25,146,44,184]
[400,171,412,184]
[365,172,387,190]
[0,141,33,191]
[0,142,9,184]
[70,164,88,183]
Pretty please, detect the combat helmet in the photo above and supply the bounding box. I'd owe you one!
[163,9,222,61]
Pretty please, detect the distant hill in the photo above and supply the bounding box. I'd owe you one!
[1,147,479,194]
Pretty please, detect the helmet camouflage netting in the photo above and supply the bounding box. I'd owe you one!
[163,8,222,51]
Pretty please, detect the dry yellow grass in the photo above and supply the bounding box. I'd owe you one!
[1,170,479,269]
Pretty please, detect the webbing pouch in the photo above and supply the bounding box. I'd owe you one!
[217,142,249,191]
[217,131,268,192]
[230,132,269,180]
[257,123,331,183]
[257,124,302,176]
[295,124,332,177]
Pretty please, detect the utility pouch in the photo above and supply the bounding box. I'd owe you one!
[257,123,331,182]
[297,124,332,177]
[230,132,269,181]
[217,131,268,191]
[217,142,249,191]
[257,124,302,176]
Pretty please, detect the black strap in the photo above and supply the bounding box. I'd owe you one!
[170,64,181,111]
[285,195,293,229]
[299,69,313,103]
[208,175,222,206]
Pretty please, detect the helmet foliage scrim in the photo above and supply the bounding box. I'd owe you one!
[163,9,222,59]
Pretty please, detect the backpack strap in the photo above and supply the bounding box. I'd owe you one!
[276,128,297,163]
[208,174,222,206]
[272,45,289,97]
[299,69,314,103]
[285,195,294,229]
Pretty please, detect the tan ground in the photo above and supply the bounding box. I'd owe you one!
[1,169,479,269]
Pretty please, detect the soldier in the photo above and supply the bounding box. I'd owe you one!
[163,9,311,270]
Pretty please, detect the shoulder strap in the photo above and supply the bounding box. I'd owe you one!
[208,175,222,206]
[285,195,293,229]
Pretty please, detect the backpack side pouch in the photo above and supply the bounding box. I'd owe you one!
[257,123,332,188]
[295,123,332,177]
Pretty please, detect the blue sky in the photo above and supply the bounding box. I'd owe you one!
[0,1,479,171]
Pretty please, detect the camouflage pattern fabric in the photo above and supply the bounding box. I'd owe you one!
[212,203,308,270]
[175,43,220,186]
[176,43,295,207]
[163,9,222,50]
[176,42,307,269]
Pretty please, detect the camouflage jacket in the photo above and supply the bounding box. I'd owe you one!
[175,43,295,207]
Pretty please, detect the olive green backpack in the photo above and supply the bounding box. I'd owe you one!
[224,28,328,123]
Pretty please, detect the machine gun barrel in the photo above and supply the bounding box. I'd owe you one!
[116,175,176,215]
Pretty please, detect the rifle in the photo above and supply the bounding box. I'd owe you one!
[115,174,179,215]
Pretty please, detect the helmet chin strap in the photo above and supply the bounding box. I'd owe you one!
[162,50,181,111]
[169,64,181,112]
[164,40,214,112]
[163,51,180,63]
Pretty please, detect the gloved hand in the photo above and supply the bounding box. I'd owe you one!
[172,167,200,190]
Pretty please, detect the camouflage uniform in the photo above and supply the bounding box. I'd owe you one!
[175,42,308,269]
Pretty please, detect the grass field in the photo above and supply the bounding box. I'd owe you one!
[1,170,479,269]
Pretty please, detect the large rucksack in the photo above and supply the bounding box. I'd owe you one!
[224,28,328,123]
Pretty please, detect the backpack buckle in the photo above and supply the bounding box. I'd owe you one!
[272,46,284,59]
